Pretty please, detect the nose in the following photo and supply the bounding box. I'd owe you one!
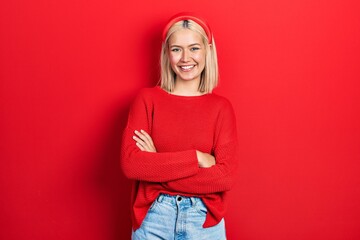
[180,49,190,62]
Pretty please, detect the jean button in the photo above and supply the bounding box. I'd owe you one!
[177,196,182,201]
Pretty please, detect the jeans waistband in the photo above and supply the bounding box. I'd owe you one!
[157,193,201,206]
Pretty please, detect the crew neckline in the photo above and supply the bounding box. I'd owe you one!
[156,86,212,98]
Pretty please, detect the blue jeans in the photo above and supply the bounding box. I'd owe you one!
[131,194,226,240]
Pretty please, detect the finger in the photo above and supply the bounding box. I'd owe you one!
[134,130,151,147]
[140,130,155,147]
[133,135,146,147]
[139,129,151,142]
[133,135,152,152]
[133,136,148,150]
[135,142,145,151]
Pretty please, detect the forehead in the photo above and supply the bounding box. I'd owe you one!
[168,28,203,46]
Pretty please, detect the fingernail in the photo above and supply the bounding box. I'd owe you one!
[140,129,144,132]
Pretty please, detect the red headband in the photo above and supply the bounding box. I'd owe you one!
[162,13,213,44]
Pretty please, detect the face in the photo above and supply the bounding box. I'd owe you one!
[168,28,207,83]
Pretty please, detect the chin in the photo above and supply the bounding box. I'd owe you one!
[179,76,199,82]
[176,73,201,82]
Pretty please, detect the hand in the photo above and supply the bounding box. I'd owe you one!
[133,129,157,152]
[196,150,215,168]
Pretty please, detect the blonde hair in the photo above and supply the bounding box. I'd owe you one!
[159,20,219,93]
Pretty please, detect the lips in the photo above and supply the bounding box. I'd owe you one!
[179,65,195,72]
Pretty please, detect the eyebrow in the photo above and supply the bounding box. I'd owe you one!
[170,43,201,48]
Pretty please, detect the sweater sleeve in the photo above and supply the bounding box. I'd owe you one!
[162,100,238,194]
[120,89,199,182]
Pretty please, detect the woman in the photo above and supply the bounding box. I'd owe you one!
[121,13,238,240]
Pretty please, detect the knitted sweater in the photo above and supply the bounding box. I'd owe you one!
[120,86,238,230]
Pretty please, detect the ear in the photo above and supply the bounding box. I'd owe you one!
[208,43,212,49]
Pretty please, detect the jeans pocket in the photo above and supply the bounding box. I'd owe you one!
[195,199,208,216]
[148,199,158,212]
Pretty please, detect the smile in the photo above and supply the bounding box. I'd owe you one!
[179,65,195,71]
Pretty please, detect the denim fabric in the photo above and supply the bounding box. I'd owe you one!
[131,194,226,240]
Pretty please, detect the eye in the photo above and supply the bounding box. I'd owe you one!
[171,48,181,52]
[190,47,200,51]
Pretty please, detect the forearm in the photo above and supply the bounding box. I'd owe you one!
[162,141,238,194]
[162,164,235,194]
[120,127,199,182]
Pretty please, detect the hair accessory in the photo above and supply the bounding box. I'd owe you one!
[162,12,212,44]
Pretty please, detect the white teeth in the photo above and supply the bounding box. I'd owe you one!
[180,65,194,70]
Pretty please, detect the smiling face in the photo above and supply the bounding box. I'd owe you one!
[168,28,207,84]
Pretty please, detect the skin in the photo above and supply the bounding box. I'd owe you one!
[133,28,215,168]
[168,28,206,96]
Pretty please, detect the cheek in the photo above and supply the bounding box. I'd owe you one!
[193,52,206,65]
[169,53,180,66]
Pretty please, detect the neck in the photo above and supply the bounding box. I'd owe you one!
[172,77,203,96]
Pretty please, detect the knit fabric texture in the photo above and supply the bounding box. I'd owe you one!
[120,86,238,231]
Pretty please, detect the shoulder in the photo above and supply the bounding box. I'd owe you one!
[136,86,159,97]
[133,86,162,102]
[128,87,159,111]
[207,93,237,125]
[208,92,235,110]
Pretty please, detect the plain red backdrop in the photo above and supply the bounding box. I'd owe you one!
[1,0,360,239]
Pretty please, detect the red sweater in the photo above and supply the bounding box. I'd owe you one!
[120,86,238,230]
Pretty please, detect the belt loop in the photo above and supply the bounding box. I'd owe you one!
[157,194,164,203]
[190,197,196,206]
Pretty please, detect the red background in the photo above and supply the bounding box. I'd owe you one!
[1,0,360,239]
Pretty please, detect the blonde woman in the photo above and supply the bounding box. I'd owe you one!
[121,13,238,240]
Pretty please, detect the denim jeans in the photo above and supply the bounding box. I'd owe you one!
[131,194,226,240]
